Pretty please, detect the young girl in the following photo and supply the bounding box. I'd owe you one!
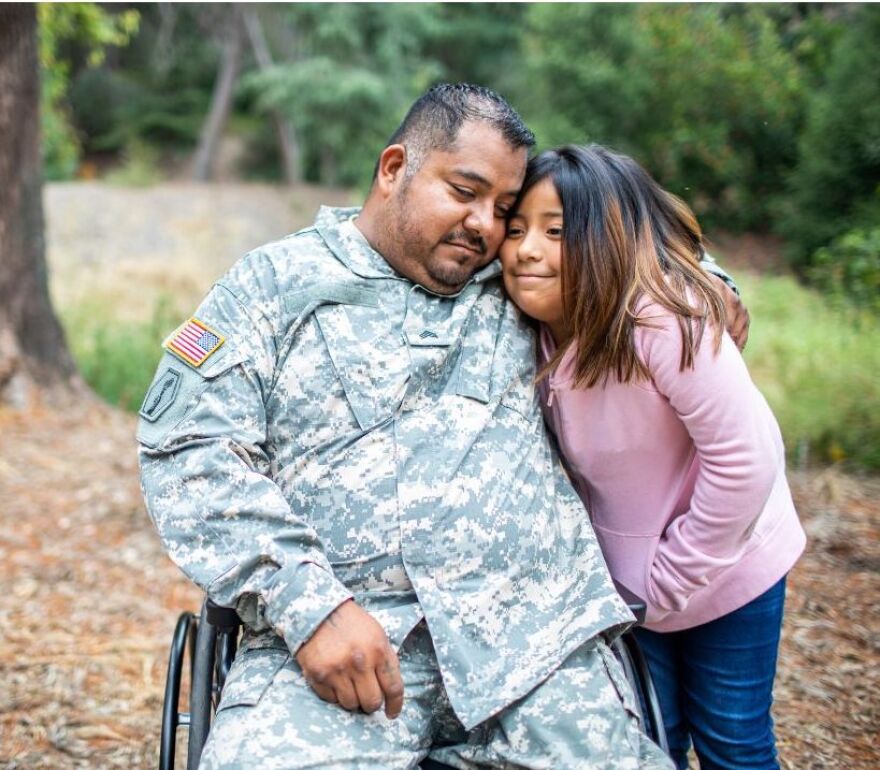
[500,145,805,770]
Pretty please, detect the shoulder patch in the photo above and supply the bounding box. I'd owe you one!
[139,367,181,422]
[165,318,225,367]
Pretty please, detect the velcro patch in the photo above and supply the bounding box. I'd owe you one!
[139,367,181,422]
[165,318,225,367]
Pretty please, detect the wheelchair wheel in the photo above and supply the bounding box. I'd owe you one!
[160,610,197,770]
[187,602,218,769]
[161,600,241,770]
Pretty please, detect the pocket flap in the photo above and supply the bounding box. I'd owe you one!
[313,304,384,430]
[217,648,289,711]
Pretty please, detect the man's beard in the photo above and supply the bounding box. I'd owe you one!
[393,200,488,293]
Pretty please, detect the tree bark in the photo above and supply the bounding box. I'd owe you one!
[0,5,80,407]
[192,9,244,181]
[242,8,301,184]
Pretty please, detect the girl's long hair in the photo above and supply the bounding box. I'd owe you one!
[521,144,726,387]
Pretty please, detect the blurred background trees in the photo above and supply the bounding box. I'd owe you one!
[26,1,880,467]
[40,2,878,304]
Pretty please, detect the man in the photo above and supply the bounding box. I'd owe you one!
[139,84,681,769]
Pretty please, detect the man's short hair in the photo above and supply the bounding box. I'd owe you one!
[374,83,535,180]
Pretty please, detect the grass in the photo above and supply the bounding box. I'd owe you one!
[738,271,880,471]
[60,293,184,413]
[58,272,880,471]
[102,140,165,187]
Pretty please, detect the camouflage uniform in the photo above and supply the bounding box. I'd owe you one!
[138,207,672,769]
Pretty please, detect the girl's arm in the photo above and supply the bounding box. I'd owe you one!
[639,308,780,620]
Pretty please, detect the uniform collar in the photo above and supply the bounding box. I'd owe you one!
[315,206,399,279]
[315,205,502,292]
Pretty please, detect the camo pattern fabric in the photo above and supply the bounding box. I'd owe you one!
[199,623,672,770]
[138,206,635,730]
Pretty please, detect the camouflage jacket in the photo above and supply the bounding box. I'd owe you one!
[138,206,632,728]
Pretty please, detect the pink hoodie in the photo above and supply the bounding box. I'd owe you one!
[539,303,806,631]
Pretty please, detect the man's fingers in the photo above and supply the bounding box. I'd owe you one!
[309,680,337,704]
[352,670,386,714]
[375,651,405,719]
[332,677,360,711]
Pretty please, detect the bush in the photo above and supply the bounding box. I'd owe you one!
[519,4,804,231]
[37,3,139,179]
[61,294,182,412]
[737,271,880,471]
[809,226,880,315]
[103,139,164,186]
[776,5,880,267]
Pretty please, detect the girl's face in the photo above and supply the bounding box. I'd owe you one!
[500,178,570,343]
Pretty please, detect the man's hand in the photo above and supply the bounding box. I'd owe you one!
[295,599,404,719]
[711,274,750,351]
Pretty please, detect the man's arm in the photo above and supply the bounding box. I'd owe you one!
[701,254,750,350]
[138,263,402,717]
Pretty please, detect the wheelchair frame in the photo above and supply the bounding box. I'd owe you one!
[161,594,667,770]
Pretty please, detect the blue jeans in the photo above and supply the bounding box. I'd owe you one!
[634,578,787,770]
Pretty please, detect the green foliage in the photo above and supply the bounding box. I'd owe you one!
[38,3,139,179]
[244,57,394,186]
[243,4,440,186]
[519,4,804,230]
[738,271,880,471]
[809,226,880,316]
[776,5,880,270]
[68,67,208,153]
[61,295,182,412]
[242,3,528,187]
[66,6,218,155]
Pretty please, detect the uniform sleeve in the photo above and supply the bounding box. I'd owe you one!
[137,270,352,654]
[639,309,778,620]
[700,253,739,296]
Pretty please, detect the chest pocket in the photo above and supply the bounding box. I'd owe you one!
[450,291,538,420]
[312,301,409,431]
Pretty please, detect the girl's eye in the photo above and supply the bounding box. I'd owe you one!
[452,185,475,200]
[506,226,524,238]
[548,226,563,237]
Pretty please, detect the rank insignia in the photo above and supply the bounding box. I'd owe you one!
[165,317,225,367]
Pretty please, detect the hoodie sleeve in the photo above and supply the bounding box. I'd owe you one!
[637,307,779,620]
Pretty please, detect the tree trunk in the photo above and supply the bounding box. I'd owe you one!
[242,8,301,184]
[0,5,80,408]
[192,10,244,182]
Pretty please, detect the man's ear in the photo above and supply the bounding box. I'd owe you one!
[374,144,407,197]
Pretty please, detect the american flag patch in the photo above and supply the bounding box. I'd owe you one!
[165,318,225,367]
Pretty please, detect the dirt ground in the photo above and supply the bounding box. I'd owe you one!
[1,183,876,768]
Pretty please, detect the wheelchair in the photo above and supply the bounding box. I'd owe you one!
[161,590,668,770]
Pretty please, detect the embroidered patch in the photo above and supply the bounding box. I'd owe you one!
[165,318,225,367]
[139,368,181,422]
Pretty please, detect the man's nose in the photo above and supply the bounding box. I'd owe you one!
[463,201,494,236]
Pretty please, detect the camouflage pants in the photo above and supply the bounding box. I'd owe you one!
[200,624,672,770]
